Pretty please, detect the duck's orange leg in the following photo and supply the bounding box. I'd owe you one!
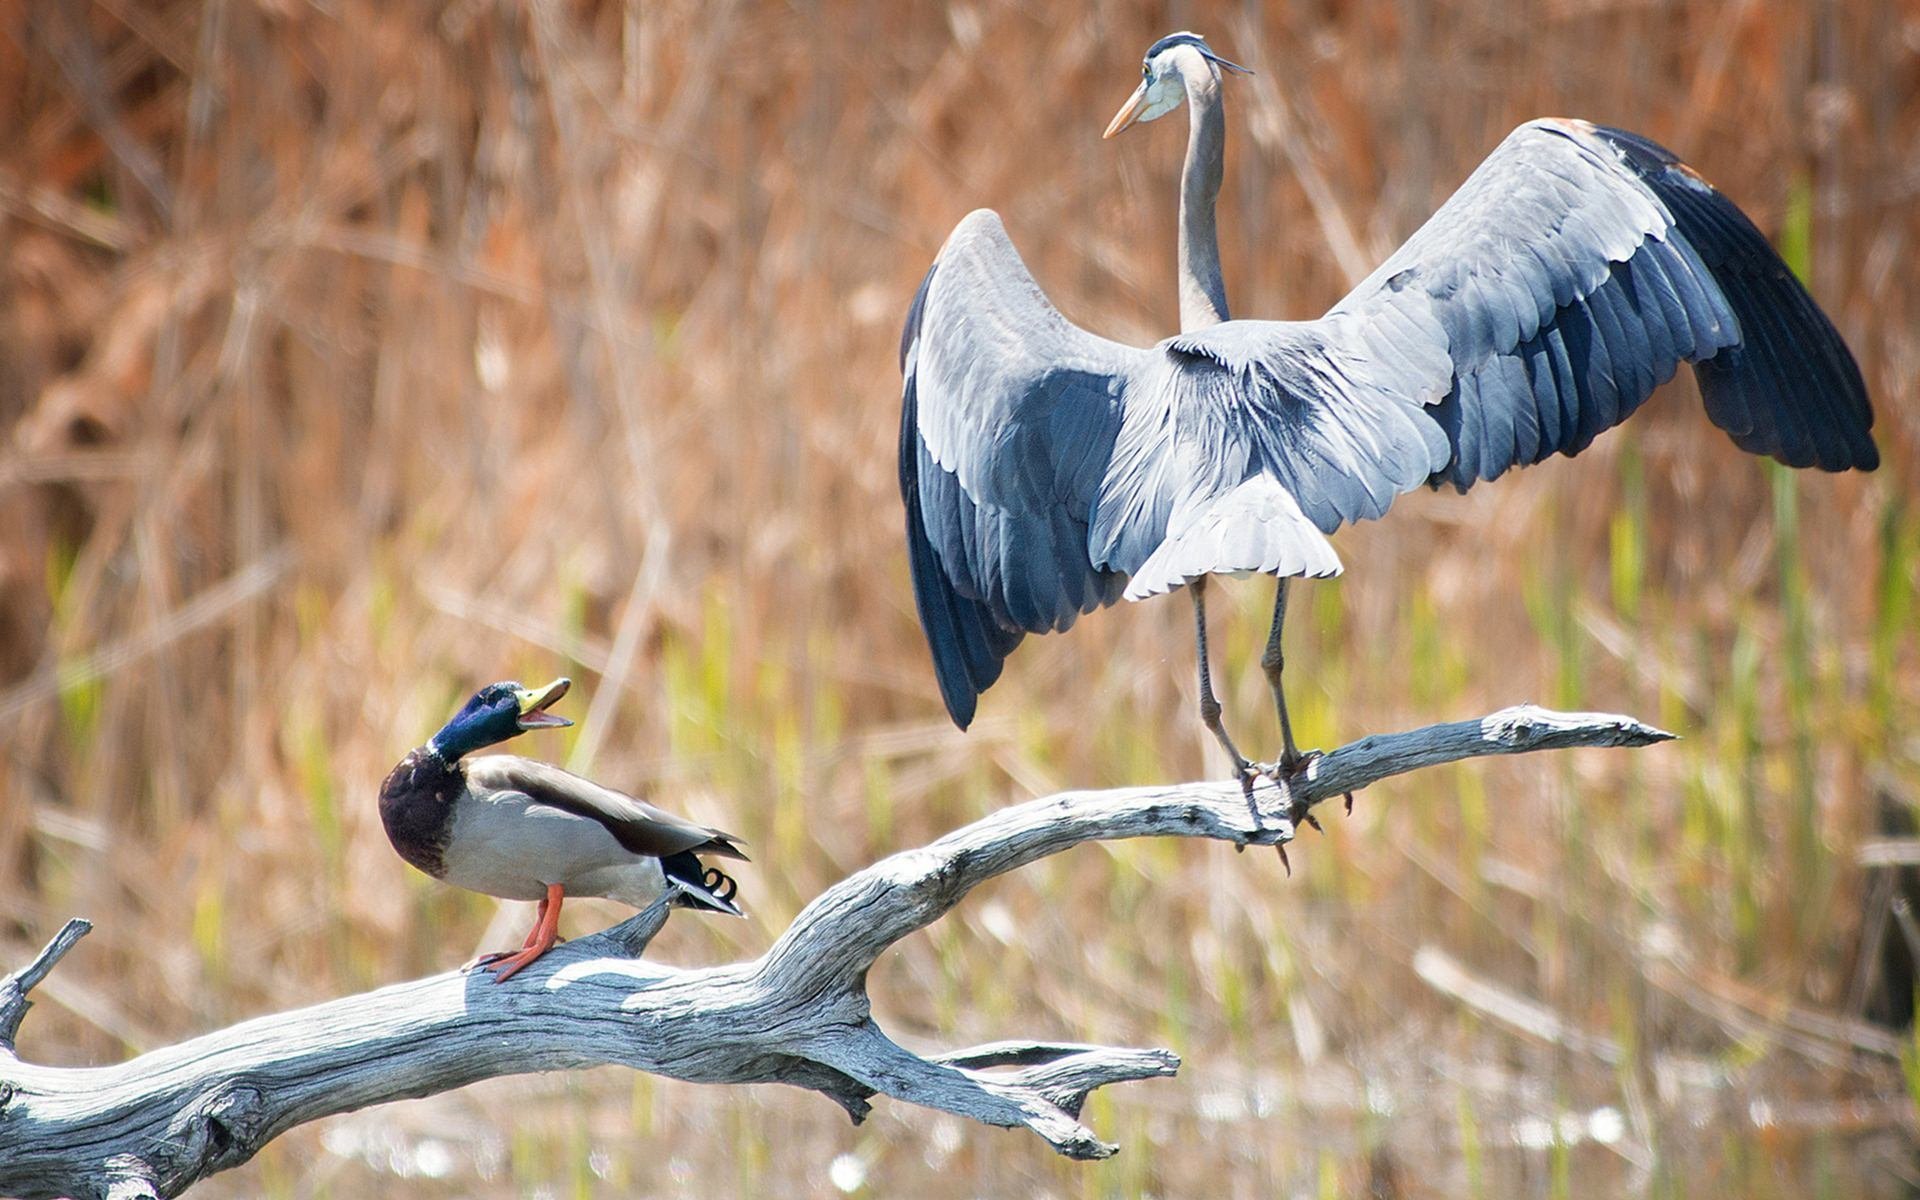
[474,890,552,966]
[483,883,565,983]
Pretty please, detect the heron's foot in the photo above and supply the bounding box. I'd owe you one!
[1251,749,1353,874]
[1239,754,1313,829]
[1227,757,1300,872]
[1238,758,1301,823]
[1274,746,1319,778]
[1229,759,1267,853]
[1267,749,1354,823]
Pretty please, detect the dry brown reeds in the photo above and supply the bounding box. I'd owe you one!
[2,1,1917,1195]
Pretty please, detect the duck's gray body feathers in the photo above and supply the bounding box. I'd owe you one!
[379,750,745,914]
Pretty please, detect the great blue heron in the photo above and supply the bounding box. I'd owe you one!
[898,31,1877,797]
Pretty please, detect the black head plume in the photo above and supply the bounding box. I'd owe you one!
[1143,32,1252,76]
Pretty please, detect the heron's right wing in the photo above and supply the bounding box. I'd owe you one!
[1323,120,1876,487]
[900,211,1151,729]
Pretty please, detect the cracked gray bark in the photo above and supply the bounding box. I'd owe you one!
[0,705,1671,1199]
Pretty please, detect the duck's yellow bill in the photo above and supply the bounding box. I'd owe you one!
[514,678,573,729]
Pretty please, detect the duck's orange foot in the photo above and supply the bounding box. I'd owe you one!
[480,942,553,983]
[473,882,566,985]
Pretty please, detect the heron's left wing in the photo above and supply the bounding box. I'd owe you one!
[900,211,1153,727]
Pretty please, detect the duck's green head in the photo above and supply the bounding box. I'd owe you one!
[430,678,573,761]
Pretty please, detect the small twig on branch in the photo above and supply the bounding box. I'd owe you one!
[0,705,1669,1200]
[0,918,92,1048]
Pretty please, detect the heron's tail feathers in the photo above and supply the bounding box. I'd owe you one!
[1125,475,1343,601]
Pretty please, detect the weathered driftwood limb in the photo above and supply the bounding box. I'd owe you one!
[0,705,1670,1200]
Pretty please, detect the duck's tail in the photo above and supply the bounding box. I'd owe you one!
[661,851,745,917]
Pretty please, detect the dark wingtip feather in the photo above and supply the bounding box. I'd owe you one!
[905,504,1023,729]
[899,349,1021,731]
[1586,124,1878,473]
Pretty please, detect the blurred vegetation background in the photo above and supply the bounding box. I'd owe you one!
[2,0,1917,1196]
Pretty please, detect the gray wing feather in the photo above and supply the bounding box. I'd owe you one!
[907,210,1138,609]
[899,211,1135,728]
[463,757,746,861]
[1324,119,1876,486]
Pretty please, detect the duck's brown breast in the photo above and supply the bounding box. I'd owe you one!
[378,747,461,879]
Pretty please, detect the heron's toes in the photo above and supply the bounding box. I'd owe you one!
[1253,750,1347,835]
[1276,750,1340,817]
[1275,747,1325,780]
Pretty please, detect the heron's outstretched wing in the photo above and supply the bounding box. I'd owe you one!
[1318,119,1876,488]
[900,211,1138,728]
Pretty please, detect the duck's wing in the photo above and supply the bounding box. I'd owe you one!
[464,756,747,861]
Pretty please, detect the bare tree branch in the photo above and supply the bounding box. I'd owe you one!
[0,705,1671,1199]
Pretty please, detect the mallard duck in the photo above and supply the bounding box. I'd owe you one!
[379,677,746,982]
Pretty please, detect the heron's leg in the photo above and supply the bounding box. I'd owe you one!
[1261,578,1303,770]
[1261,577,1352,820]
[1191,577,1253,788]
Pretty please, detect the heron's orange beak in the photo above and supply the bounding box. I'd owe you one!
[1103,81,1149,139]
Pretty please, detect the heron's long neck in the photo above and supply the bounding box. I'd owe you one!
[1177,72,1229,331]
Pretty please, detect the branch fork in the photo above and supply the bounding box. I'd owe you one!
[0,705,1671,1199]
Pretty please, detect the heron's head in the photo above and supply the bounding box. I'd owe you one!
[1103,32,1251,139]
[430,677,572,760]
